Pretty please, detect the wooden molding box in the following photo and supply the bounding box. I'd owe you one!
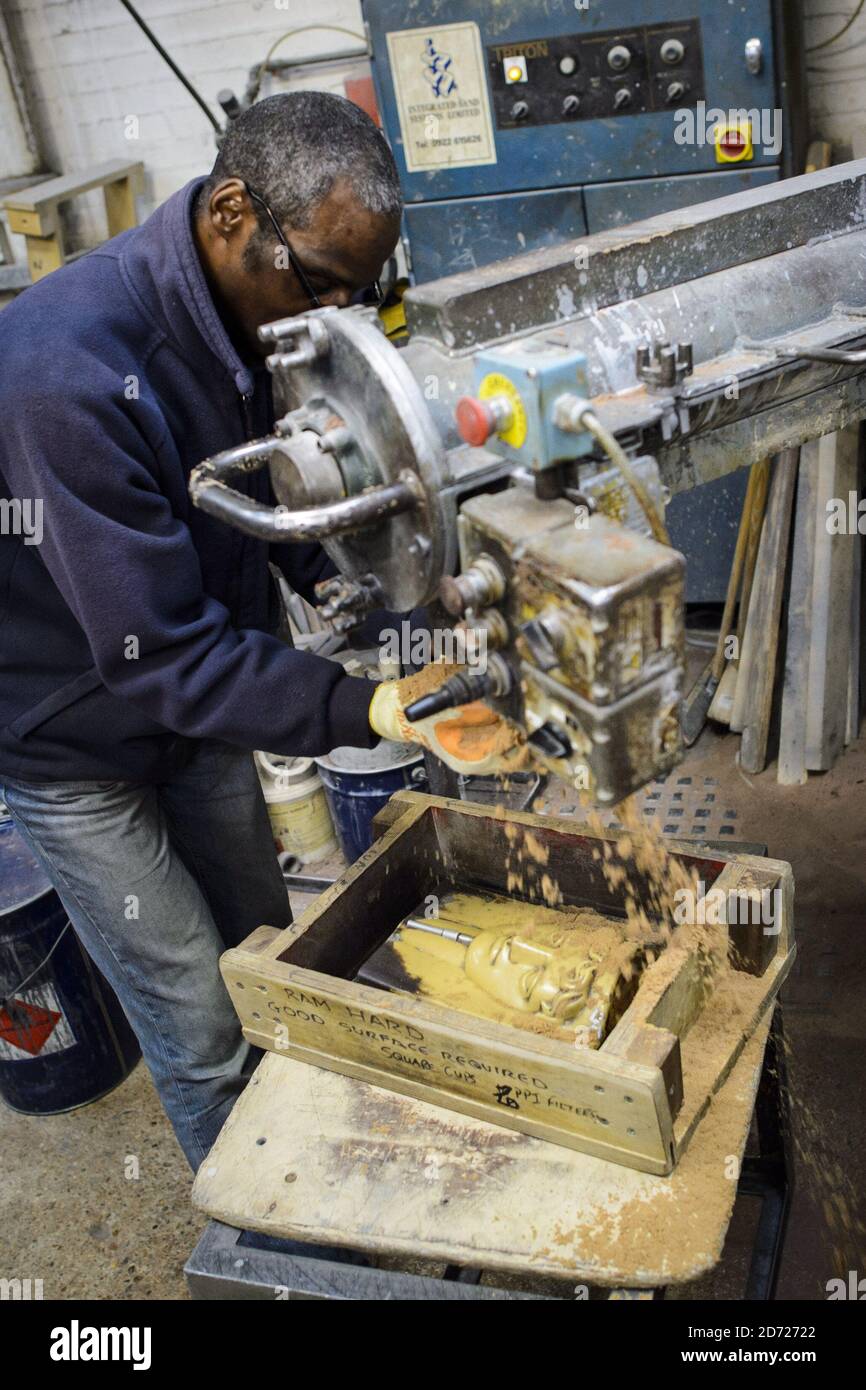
[221,792,794,1176]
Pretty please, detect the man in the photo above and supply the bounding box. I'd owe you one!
[0,93,517,1170]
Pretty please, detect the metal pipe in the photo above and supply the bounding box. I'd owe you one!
[190,433,422,542]
[556,397,671,545]
[404,918,474,946]
[774,343,866,365]
[192,475,420,543]
[116,0,222,133]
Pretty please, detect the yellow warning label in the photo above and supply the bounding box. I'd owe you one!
[479,373,528,449]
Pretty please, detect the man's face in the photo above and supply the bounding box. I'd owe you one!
[196,176,400,357]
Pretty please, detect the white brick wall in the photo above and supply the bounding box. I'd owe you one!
[5,1,866,248]
[5,0,368,244]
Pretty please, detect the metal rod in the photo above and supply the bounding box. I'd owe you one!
[190,437,421,542]
[404,918,474,946]
[116,0,222,133]
[283,873,337,894]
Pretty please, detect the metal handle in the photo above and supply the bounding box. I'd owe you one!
[741,331,866,368]
[774,343,866,366]
[189,439,422,542]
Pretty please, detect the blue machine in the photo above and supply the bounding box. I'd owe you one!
[362,0,807,602]
[363,0,805,282]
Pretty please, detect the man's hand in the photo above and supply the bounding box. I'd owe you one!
[368,662,530,776]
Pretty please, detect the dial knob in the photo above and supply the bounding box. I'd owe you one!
[562,94,580,116]
[511,99,529,120]
[660,38,685,65]
[607,44,632,72]
[666,81,686,102]
[613,87,633,110]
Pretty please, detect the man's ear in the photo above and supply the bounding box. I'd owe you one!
[207,179,252,241]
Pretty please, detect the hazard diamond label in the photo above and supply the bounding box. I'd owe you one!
[0,983,76,1060]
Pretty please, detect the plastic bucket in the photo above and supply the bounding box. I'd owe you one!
[255,752,337,864]
[314,742,427,863]
[0,810,141,1115]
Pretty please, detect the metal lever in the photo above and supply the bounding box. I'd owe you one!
[772,343,866,366]
[740,334,866,367]
[742,308,866,367]
[189,440,422,542]
[403,656,512,722]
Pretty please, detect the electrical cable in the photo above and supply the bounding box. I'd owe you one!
[578,408,672,545]
[0,920,72,1010]
[250,25,369,102]
[116,0,221,132]
[806,0,866,52]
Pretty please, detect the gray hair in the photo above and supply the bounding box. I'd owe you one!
[201,91,402,229]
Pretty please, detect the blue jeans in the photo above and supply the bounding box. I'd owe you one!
[1,740,290,1170]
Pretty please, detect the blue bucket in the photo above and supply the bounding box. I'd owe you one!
[314,741,426,863]
[0,811,141,1115]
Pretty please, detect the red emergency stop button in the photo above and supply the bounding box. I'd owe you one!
[714,121,753,163]
[456,395,496,446]
[456,393,514,446]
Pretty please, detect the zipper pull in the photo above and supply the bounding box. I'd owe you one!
[241,391,255,439]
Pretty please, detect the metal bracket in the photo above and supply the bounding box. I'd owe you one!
[636,340,694,391]
[260,311,334,371]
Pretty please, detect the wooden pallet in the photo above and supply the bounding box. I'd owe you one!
[221,792,794,1176]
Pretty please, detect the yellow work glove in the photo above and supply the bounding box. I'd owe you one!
[368,663,529,777]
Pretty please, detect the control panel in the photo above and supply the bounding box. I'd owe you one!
[487,18,705,128]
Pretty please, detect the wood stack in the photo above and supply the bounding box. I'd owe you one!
[703,427,864,781]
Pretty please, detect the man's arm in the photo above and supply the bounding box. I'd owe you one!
[3,378,377,758]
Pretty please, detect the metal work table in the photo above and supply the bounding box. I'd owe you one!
[187,1006,790,1300]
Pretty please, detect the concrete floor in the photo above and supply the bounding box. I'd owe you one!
[2,723,865,1300]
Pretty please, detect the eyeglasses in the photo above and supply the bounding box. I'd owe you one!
[244,183,383,310]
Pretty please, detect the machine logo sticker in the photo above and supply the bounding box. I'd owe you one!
[386,22,497,173]
[422,36,458,99]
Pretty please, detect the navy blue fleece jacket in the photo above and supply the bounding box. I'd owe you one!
[0,178,378,781]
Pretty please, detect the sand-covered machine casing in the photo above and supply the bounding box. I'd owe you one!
[221,792,794,1176]
[456,487,685,804]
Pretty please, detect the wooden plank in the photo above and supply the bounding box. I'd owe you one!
[805,426,859,770]
[225,953,674,1174]
[3,159,143,215]
[846,426,863,745]
[104,174,138,239]
[673,958,789,1159]
[778,441,819,784]
[192,1019,772,1288]
[739,448,799,773]
[721,460,770,729]
[220,792,793,1174]
[738,458,772,646]
[708,660,737,725]
[22,233,64,282]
